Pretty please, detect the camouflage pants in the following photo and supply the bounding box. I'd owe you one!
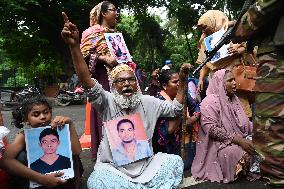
[253,52,284,186]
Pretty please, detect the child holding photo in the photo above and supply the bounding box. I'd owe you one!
[1,96,83,189]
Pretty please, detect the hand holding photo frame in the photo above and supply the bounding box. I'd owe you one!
[104,33,132,64]
[25,125,73,188]
[104,113,153,167]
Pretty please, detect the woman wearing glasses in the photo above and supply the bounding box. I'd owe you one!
[80,1,120,160]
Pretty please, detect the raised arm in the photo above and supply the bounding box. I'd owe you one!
[61,12,95,89]
[175,63,193,104]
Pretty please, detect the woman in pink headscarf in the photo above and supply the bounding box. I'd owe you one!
[191,69,257,183]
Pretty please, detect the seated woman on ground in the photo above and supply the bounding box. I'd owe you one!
[1,96,83,189]
[191,69,260,183]
[153,69,200,170]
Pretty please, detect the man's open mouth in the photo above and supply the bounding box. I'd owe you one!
[122,88,133,96]
[122,88,132,93]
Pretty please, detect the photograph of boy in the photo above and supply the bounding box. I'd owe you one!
[112,119,152,166]
[30,128,71,174]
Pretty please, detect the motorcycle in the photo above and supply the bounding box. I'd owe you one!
[14,85,41,103]
[55,86,86,106]
[0,85,41,110]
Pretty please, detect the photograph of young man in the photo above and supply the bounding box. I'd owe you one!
[30,128,71,174]
[112,119,152,166]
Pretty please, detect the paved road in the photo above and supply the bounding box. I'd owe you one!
[2,104,274,189]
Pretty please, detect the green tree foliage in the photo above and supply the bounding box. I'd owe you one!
[0,0,167,78]
[164,0,246,69]
[0,0,247,83]
[0,0,94,74]
[117,14,169,72]
[166,0,246,31]
[163,34,198,70]
[5,74,28,87]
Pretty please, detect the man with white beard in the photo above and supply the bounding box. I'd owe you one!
[61,12,192,189]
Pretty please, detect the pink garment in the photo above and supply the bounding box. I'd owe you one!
[191,69,252,183]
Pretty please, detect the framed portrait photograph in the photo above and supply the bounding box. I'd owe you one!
[25,125,74,188]
[104,33,132,64]
[104,113,153,167]
[188,78,198,100]
[204,28,230,63]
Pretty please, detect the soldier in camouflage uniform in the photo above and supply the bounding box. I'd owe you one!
[234,0,284,186]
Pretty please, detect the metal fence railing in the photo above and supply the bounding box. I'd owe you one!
[0,68,59,90]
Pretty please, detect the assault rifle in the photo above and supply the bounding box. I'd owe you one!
[192,0,254,76]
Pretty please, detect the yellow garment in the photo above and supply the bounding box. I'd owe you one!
[196,10,242,72]
[197,10,229,33]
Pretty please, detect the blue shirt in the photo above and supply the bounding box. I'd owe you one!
[112,140,153,167]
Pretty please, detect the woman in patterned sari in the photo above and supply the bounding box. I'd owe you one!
[80,1,119,158]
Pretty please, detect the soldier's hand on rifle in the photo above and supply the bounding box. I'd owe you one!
[61,12,80,47]
[227,43,245,55]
